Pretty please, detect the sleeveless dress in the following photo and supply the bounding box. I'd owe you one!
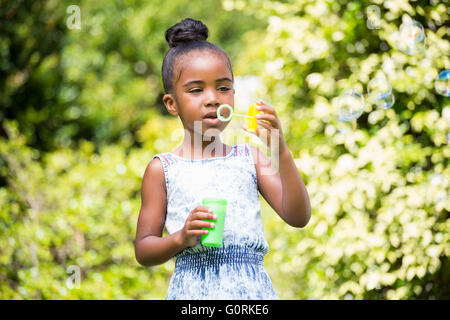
[152,143,279,300]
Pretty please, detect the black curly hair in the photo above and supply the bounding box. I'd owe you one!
[162,18,234,95]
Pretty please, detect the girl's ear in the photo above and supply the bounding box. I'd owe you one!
[163,93,179,116]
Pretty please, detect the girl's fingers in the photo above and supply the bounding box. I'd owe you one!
[193,211,217,221]
[188,220,215,230]
[187,229,209,236]
[256,101,275,113]
[195,206,213,213]
[257,120,270,128]
[192,207,216,220]
[255,114,275,122]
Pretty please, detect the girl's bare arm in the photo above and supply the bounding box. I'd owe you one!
[134,158,216,267]
[134,158,186,267]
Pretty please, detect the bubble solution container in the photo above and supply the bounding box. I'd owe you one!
[201,198,227,247]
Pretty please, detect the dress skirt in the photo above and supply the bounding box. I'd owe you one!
[166,245,279,300]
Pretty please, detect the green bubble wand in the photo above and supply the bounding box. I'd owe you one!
[217,104,262,131]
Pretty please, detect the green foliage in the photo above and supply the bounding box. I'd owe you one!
[234,0,449,299]
[1,0,449,299]
[0,0,266,151]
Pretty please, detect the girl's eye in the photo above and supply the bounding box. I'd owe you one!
[189,87,231,93]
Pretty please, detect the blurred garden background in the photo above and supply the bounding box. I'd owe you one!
[0,0,449,299]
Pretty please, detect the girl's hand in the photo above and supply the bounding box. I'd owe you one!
[243,100,288,154]
[179,206,217,248]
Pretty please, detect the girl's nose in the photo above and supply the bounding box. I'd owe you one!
[204,89,220,106]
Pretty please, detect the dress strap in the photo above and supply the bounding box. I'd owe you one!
[152,153,179,167]
[151,154,171,190]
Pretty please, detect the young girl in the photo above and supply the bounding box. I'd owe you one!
[135,18,311,300]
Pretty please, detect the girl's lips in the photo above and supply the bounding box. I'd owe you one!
[203,117,220,125]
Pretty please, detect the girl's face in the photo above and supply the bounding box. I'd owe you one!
[164,51,234,135]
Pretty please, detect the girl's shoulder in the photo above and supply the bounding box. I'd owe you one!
[144,154,168,194]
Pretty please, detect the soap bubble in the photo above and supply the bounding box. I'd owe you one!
[337,88,365,122]
[335,119,353,134]
[367,78,395,109]
[397,20,426,55]
[367,77,391,98]
[435,70,450,97]
[447,123,450,144]
[374,92,395,110]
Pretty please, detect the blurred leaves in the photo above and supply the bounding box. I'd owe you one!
[236,0,449,299]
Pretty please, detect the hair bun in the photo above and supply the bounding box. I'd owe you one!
[165,18,208,48]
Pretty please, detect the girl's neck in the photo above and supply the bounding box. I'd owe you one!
[173,136,231,160]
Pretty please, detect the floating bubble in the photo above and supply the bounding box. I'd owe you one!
[435,70,450,97]
[335,119,356,134]
[367,77,395,109]
[368,77,391,96]
[368,77,389,97]
[337,88,365,122]
[374,92,395,110]
[397,20,426,55]
[447,123,450,144]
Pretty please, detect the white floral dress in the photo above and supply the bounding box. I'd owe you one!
[152,143,279,300]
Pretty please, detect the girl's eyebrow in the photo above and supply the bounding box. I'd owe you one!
[183,77,233,88]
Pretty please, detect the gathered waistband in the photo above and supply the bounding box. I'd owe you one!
[175,245,264,271]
